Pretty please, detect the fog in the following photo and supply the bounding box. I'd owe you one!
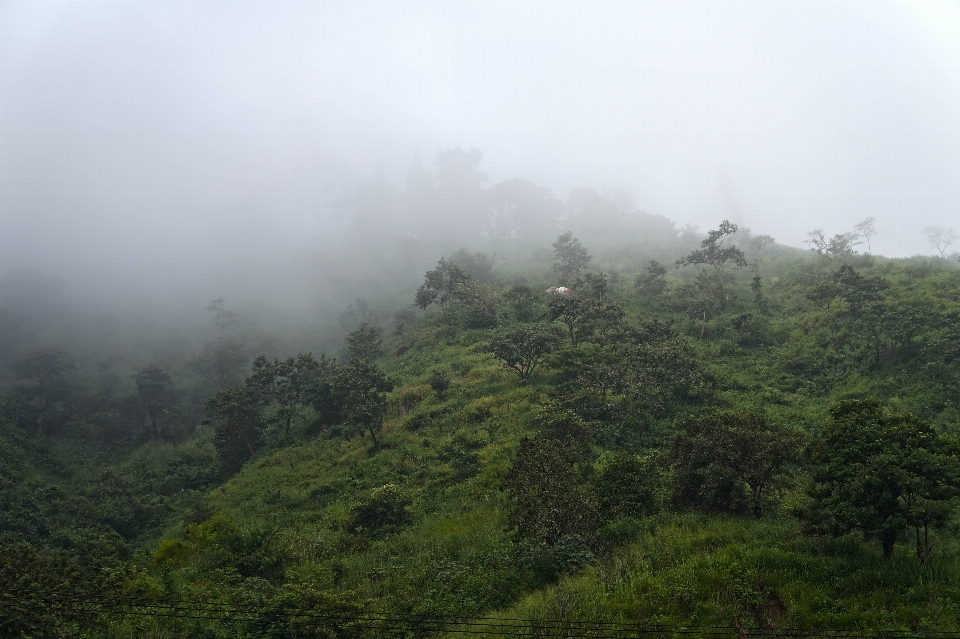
[2,1,960,322]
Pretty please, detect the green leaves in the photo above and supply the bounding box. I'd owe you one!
[415,257,469,311]
[551,232,591,285]
[669,410,803,518]
[676,220,747,274]
[206,385,264,469]
[486,324,558,382]
[503,437,597,548]
[331,360,394,449]
[805,399,960,560]
[346,484,412,538]
[248,353,325,437]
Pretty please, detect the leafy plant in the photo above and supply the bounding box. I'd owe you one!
[804,399,960,561]
[487,325,558,382]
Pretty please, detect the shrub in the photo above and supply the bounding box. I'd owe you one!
[346,484,412,538]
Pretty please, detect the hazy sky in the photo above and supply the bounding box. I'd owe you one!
[2,1,960,308]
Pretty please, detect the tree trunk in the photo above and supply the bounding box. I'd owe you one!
[880,529,897,559]
[916,523,932,564]
[238,429,256,458]
[368,425,379,450]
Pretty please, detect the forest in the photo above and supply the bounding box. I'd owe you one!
[3,170,960,637]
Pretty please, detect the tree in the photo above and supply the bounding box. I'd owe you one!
[435,146,487,191]
[133,364,175,440]
[750,275,768,314]
[551,232,591,284]
[428,369,450,397]
[923,225,957,258]
[414,257,469,312]
[804,400,960,561]
[676,220,747,303]
[577,272,608,300]
[669,410,803,518]
[0,536,115,637]
[487,325,558,382]
[504,284,544,323]
[806,229,860,260]
[748,233,776,255]
[634,260,668,298]
[678,271,725,339]
[595,452,659,521]
[13,348,75,435]
[568,343,631,401]
[855,217,877,254]
[206,385,264,469]
[207,296,237,332]
[346,484,412,538]
[450,248,495,283]
[247,353,323,438]
[626,334,709,416]
[332,360,393,449]
[189,339,248,392]
[191,297,247,392]
[503,437,597,547]
[547,296,623,349]
[455,278,503,328]
[345,323,384,362]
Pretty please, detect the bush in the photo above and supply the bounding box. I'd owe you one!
[346,484,412,538]
[595,452,659,521]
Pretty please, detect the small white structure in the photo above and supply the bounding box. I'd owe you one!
[545,286,577,297]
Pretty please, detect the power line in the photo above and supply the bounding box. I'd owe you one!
[2,589,957,638]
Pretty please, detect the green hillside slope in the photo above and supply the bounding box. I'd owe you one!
[4,226,960,637]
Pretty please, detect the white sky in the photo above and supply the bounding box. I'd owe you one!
[2,0,960,305]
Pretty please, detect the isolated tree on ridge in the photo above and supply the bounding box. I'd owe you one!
[676,220,747,302]
[923,226,957,258]
[855,217,877,254]
[551,232,591,285]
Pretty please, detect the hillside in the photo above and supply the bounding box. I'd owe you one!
[4,224,960,637]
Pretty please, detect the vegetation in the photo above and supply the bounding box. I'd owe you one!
[4,213,960,637]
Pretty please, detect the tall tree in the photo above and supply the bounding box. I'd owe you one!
[855,217,877,254]
[332,361,393,449]
[551,232,591,284]
[804,400,960,561]
[669,410,803,518]
[487,325,557,383]
[415,257,469,312]
[190,297,247,391]
[206,385,264,468]
[676,220,747,303]
[346,323,384,362]
[503,437,597,547]
[247,353,323,438]
[634,260,668,299]
[806,229,861,261]
[134,364,175,440]
[923,225,957,258]
[13,348,74,435]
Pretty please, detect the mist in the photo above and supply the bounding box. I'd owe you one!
[3,0,960,325]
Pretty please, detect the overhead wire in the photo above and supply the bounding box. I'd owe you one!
[2,589,956,638]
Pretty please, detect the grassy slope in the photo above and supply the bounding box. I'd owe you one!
[136,246,960,634]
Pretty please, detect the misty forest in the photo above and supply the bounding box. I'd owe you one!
[5,2,960,638]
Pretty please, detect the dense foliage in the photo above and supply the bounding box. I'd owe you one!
[3,219,960,636]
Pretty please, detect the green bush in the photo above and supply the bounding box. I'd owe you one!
[346,484,412,538]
